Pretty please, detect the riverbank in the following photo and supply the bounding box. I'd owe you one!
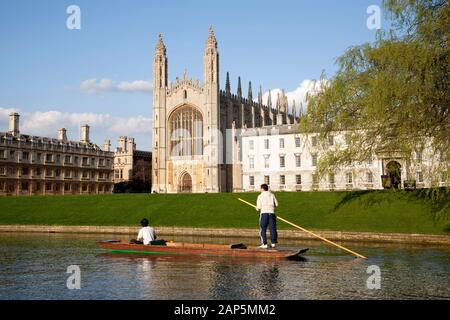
[0,225,449,245]
[0,191,448,235]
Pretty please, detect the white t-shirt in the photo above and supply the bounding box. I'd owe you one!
[137,226,156,245]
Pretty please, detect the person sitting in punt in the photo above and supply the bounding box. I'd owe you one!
[131,218,156,245]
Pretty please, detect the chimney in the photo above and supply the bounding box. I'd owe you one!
[127,137,136,153]
[58,128,67,141]
[80,125,90,143]
[103,139,111,152]
[118,136,127,152]
[8,113,20,136]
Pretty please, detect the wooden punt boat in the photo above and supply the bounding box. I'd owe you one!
[98,240,308,260]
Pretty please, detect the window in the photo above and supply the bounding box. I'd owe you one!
[312,154,318,166]
[295,137,301,148]
[264,139,269,149]
[279,155,285,168]
[74,157,79,165]
[45,183,52,191]
[329,173,335,184]
[114,170,120,179]
[0,150,4,159]
[249,157,254,169]
[249,176,255,186]
[296,174,302,185]
[264,175,270,185]
[82,157,88,166]
[367,154,373,165]
[21,181,29,191]
[417,171,424,183]
[99,172,104,179]
[0,167,5,175]
[35,168,41,176]
[249,140,254,150]
[10,150,15,160]
[21,167,29,175]
[65,155,71,164]
[367,172,373,183]
[55,169,61,177]
[311,136,317,147]
[65,170,71,178]
[45,153,53,162]
[64,184,71,191]
[279,138,285,149]
[295,154,301,167]
[346,172,353,184]
[36,153,41,162]
[22,152,29,160]
[91,158,95,166]
[45,168,52,177]
[264,156,270,169]
[82,171,89,178]
[169,106,203,157]
[280,175,285,185]
[328,135,334,146]
[56,154,60,163]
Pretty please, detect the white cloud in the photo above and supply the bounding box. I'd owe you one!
[0,108,152,147]
[261,79,327,114]
[80,78,152,94]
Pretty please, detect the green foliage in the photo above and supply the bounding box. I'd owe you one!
[303,0,449,185]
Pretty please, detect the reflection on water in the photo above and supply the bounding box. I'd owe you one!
[0,232,449,300]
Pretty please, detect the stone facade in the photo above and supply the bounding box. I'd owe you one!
[0,113,114,196]
[114,136,151,184]
[241,125,449,192]
[152,28,298,193]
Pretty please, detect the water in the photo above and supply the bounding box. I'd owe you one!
[0,232,449,300]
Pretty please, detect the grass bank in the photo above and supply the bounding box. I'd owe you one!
[0,191,448,235]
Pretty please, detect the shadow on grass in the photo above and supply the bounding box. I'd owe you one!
[332,190,387,212]
[333,188,450,222]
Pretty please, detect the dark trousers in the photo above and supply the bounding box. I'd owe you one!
[260,213,278,245]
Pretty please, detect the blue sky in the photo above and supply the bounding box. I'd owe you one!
[0,0,386,150]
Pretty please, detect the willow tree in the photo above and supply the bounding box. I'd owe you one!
[303,0,449,189]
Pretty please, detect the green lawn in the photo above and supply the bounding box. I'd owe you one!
[0,191,448,235]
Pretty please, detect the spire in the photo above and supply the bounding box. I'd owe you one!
[276,92,280,113]
[258,85,263,105]
[225,72,231,95]
[292,99,297,118]
[267,90,272,109]
[206,25,217,49]
[237,76,242,98]
[248,81,253,102]
[155,33,166,54]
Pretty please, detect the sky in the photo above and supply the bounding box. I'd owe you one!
[0,0,387,151]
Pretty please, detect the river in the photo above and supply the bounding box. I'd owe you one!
[0,232,448,300]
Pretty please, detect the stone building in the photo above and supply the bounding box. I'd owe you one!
[152,28,298,193]
[113,136,152,184]
[0,113,114,196]
[241,125,449,192]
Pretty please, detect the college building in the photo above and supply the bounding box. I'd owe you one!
[0,113,114,195]
[151,28,448,193]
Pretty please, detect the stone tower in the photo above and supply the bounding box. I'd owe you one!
[203,26,221,192]
[152,34,168,193]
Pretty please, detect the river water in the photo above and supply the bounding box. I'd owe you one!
[0,232,448,300]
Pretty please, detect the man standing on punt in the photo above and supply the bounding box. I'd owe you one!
[256,184,279,249]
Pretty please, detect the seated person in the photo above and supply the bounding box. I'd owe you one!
[131,218,156,245]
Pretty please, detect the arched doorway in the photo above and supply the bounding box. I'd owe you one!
[386,161,402,189]
[179,172,192,193]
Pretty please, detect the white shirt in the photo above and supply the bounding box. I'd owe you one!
[137,226,156,245]
[256,191,278,214]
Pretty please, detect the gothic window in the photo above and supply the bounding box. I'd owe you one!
[169,106,203,157]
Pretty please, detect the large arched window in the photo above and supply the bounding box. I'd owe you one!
[169,106,203,157]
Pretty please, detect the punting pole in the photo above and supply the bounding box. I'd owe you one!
[238,198,368,259]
